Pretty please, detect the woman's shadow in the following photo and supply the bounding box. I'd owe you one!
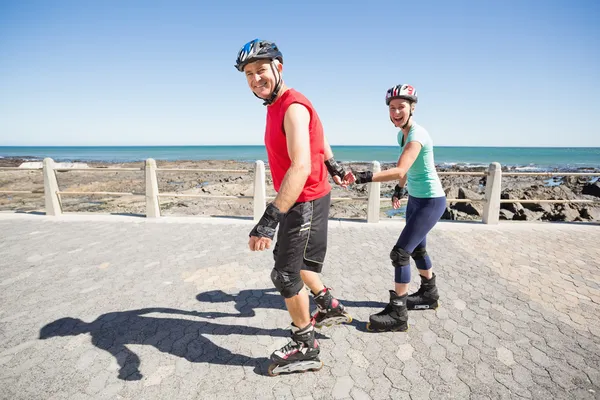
[39,307,292,380]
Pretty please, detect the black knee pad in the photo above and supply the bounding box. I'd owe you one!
[390,247,411,268]
[411,247,427,260]
[270,268,304,299]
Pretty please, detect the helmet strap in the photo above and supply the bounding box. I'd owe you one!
[401,102,414,129]
[402,112,412,129]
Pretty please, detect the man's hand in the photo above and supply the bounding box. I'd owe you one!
[248,236,272,251]
[248,203,282,251]
[392,184,407,209]
[325,157,351,187]
[340,171,355,186]
[333,171,356,188]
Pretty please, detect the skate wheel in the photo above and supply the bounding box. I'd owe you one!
[391,323,409,332]
[366,322,408,332]
[267,360,323,376]
[267,363,280,377]
[311,360,324,372]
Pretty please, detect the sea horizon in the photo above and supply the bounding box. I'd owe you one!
[1,145,599,171]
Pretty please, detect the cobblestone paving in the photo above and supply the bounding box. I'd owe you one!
[0,214,599,399]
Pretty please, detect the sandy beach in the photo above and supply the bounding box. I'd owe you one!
[1,158,599,222]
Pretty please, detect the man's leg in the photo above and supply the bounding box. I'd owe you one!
[300,270,324,295]
[268,201,322,375]
[300,192,351,328]
[284,287,311,328]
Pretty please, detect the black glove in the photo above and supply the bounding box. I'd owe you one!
[354,171,373,184]
[249,203,282,240]
[324,157,345,180]
[393,184,407,200]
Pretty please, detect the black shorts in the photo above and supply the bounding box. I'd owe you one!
[273,192,330,274]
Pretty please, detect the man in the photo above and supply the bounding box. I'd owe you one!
[235,38,351,376]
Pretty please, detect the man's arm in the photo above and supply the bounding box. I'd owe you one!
[324,136,334,160]
[272,103,312,213]
[247,103,311,251]
[323,135,351,185]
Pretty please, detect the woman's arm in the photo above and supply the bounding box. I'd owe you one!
[354,141,422,183]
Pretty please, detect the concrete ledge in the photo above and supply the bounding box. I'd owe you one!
[1,211,598,231]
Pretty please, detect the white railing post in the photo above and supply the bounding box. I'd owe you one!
[253,160,266,221]
[145,158,161,218]
[43,158,62,216]
[367,161,381,223]
[482,162,502,224]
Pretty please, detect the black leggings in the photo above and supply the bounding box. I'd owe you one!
[394,195,446,284]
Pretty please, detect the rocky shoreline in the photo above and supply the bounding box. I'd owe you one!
[1,157,599,222]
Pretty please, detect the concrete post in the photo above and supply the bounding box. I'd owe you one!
[367,161,381,223]
[482,162,502,224]
[43,158,62,216]
[253,160,266,221]
[145,158,161,218]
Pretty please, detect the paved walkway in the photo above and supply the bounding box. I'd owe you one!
[0,213,599,400]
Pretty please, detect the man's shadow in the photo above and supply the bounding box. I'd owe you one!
[39,307,297,380]
[195,288,386,332]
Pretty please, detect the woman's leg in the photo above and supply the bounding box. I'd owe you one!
[393,196,445,295]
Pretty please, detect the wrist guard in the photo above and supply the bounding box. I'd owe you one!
[249,203,282,239]
[393,184,407,199]
[324,157,345,179]
[354,171,373,184]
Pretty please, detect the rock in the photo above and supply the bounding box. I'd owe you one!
[564,176,589,187]
[579,206,600,220]
[549,185,578,200]
[522,201,553,214]
[441,207,460,220]
[582,182,600,198]
[548,204,581,222]
[500,192,523,213]
[453,202,481,216]
[499,209,514,220]
[451,187,484,216]
[579,207,593,220]
[458,187,484,200]
[513,209,543,221]
[444,186,459,200]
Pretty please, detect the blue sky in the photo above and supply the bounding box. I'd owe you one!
[1,0,599,147]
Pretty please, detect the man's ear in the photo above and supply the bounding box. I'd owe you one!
[275,60,283,73]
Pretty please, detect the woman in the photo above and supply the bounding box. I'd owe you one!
[351,84,447,332]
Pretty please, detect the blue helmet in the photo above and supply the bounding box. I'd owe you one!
[235,39,283,72]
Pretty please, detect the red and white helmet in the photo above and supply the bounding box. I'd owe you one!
[385,84,418,105]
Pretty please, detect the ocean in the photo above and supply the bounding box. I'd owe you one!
[1,146,599,171]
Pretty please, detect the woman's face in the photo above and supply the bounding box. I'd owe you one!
[389,99,414,128]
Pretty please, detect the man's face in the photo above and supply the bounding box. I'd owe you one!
[243,59,280,99]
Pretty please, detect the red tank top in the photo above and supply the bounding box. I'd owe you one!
[265,89,331,202]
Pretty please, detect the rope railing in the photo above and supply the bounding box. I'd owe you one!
[1,157,599,223]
